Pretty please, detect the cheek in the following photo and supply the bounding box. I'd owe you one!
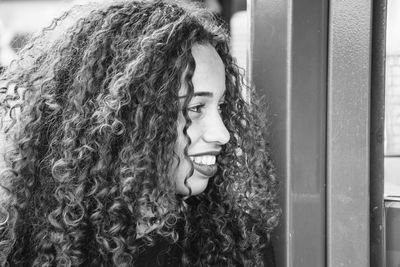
[174,113,200,154]
[171,135,192,195]
[174,134,185,159]
[175,115,186,156]
[171,116,189,181]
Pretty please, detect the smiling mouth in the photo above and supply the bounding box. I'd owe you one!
[189,155,218,177]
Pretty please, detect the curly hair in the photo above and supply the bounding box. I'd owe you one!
[0,0,280,266]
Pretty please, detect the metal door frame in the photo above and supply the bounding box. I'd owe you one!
[250,0,385,266]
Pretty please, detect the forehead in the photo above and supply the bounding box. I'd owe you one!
[179,43,225,97]
[191,43,224,71]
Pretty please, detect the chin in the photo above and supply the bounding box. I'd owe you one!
[176,172,210,196]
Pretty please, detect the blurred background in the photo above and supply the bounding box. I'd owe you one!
[0,0,248,73]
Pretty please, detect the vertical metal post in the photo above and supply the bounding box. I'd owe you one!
[370,1,387,266]
[250,0,327,266]
[326,1,372,266]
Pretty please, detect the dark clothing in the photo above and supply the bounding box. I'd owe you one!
[263,242,276,267]
[135,197,276,266]
[135,236,182,267]
[135,236,276,267]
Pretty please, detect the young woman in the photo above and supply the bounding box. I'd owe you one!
[0,1,280,266]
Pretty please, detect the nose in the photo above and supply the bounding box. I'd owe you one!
[202,113,230,145]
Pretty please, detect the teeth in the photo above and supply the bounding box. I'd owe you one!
[209,156,216,165]
[189,155,216,165]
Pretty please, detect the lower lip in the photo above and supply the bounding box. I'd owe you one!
[192,161,218,177]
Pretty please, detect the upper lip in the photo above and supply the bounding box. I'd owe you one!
[189,150,221,157]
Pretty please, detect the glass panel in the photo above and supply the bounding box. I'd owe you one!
[385,3,400,267]
[385,0,400,197]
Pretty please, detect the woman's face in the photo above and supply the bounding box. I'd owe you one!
[172,43,230,196]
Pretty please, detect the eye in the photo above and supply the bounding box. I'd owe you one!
[187,104,205,113]
[218,102,227,113]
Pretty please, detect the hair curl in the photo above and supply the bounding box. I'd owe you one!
[0,0,280,266]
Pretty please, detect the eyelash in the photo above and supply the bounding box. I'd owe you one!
[187,103,226,114]
[188,104,205,113]
[218,102,226,113]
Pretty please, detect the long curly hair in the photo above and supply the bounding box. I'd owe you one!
[0,0,280,266]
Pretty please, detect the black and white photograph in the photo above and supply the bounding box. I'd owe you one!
[0,0,398,266]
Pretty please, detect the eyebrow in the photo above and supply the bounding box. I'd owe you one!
[178,91,213,98]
